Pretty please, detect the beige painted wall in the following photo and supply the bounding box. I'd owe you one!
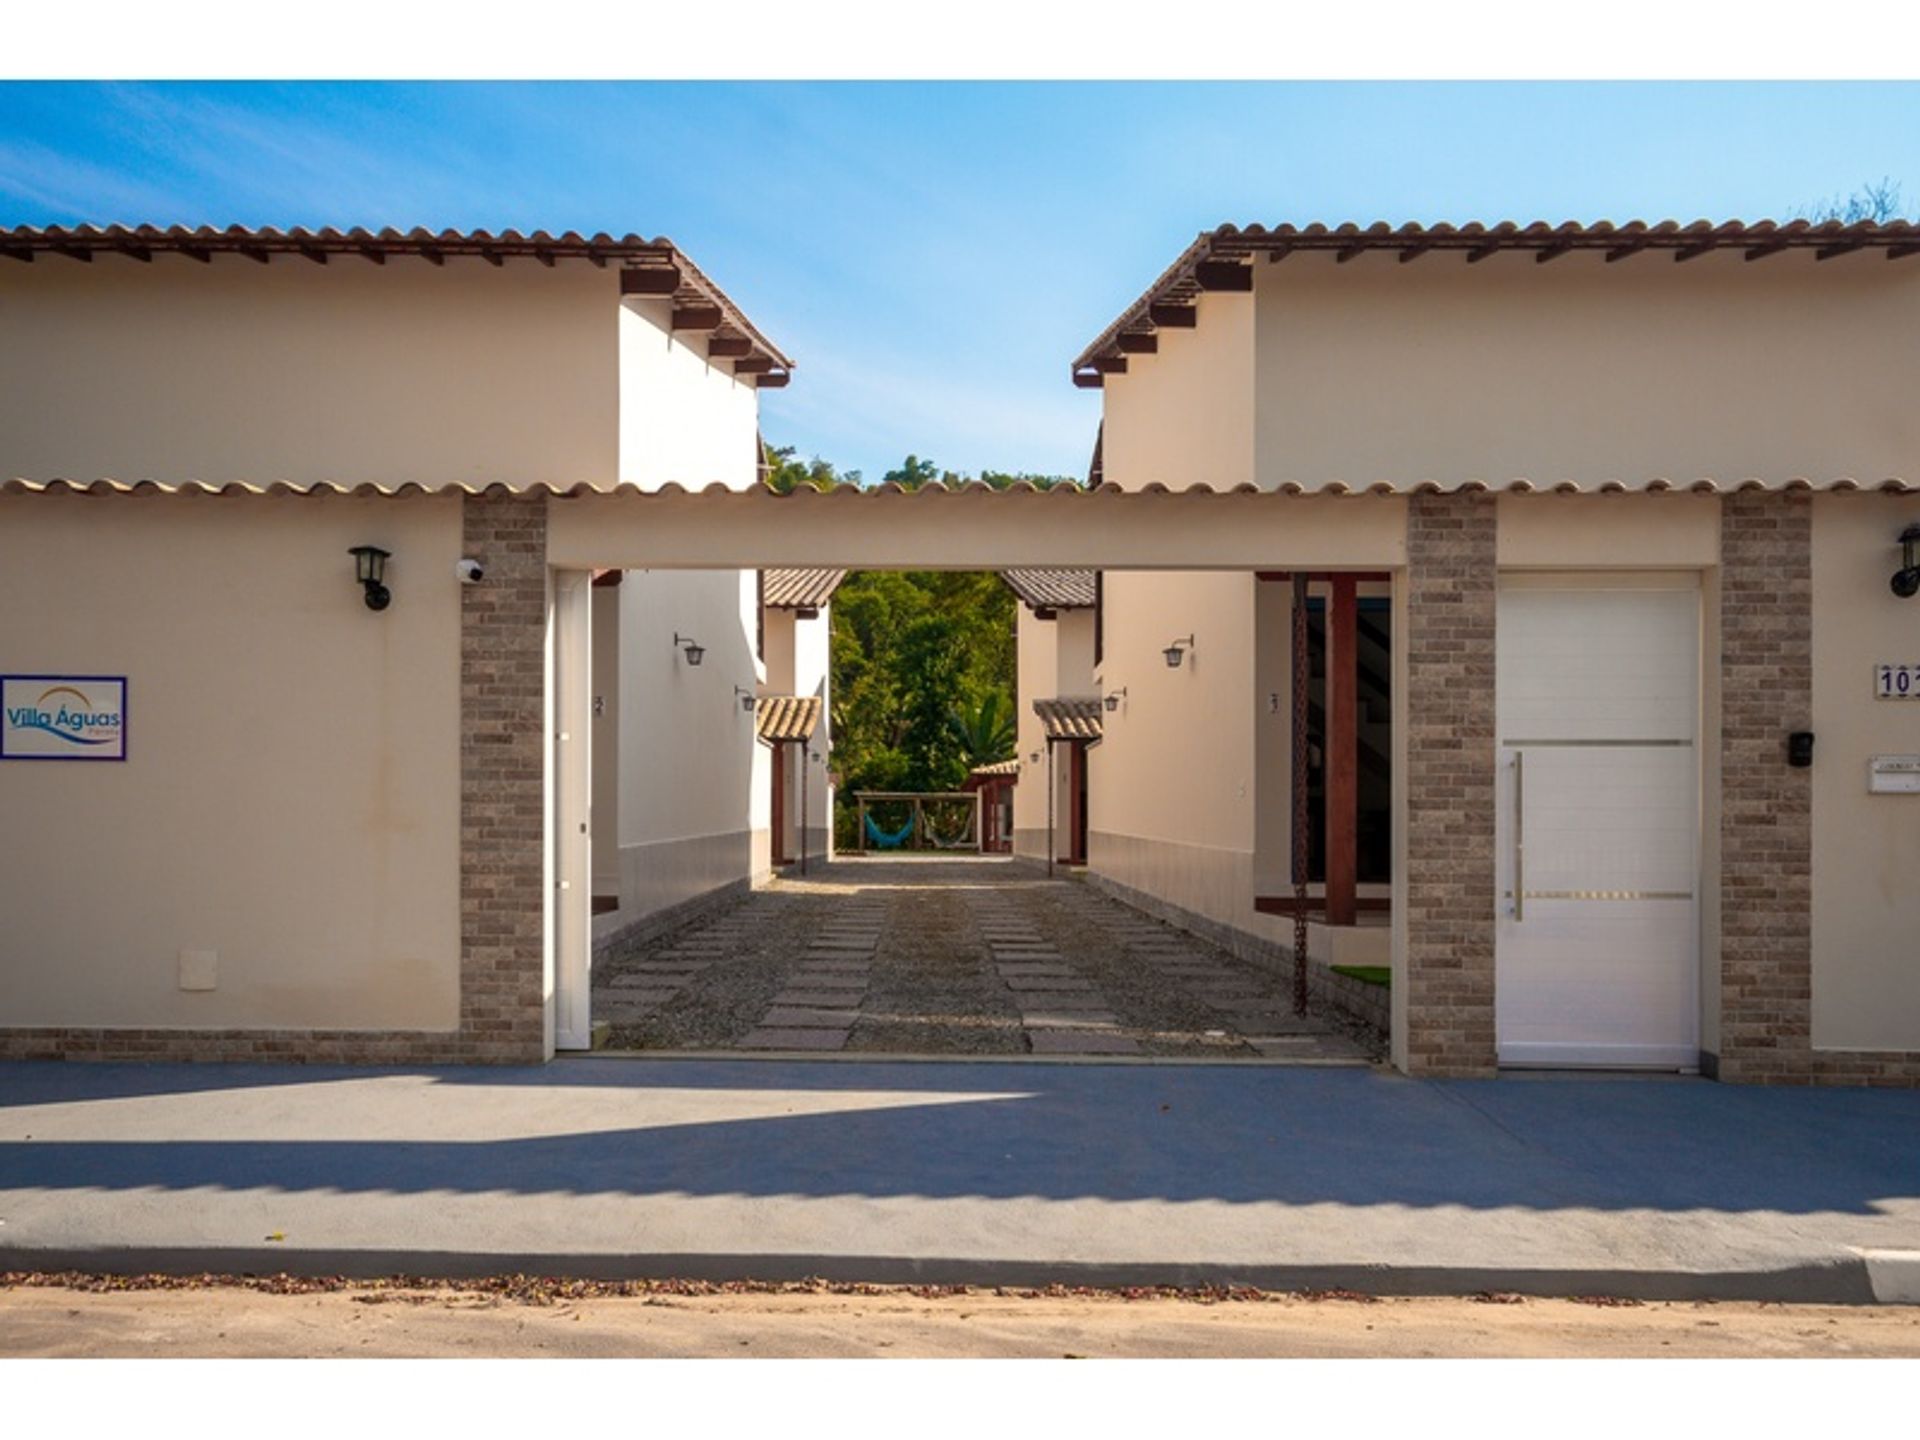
[1100,291,1256,491]
[1089,571,1257,929]
[1810,493,1920,1050]
[0,255,619,489]
[0,491,462,1029]
[1253,250,1920,490]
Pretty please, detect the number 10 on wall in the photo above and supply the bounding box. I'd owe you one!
[1876,664,1920,699]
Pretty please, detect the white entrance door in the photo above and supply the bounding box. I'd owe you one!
[1495,581,1701,1068]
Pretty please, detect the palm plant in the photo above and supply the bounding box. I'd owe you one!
[948,690,1017,768]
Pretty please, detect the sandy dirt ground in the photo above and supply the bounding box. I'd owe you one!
[3,1282,1916,1358]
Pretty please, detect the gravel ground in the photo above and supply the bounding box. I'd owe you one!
[594,858,1378,1061]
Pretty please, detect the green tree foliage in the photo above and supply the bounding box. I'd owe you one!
[830,571,1017,843]
[763,442,859,493]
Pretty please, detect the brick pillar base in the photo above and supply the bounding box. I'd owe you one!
[460,491,550,1063]
[1402,491,1498,1078]
[1716,491,1813,1084]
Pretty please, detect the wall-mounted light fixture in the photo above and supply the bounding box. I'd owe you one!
[673,632,706,666]
[734,686,755,713]
[1163,635,1195,669]
[1103,687,1128,713]
[1028,751,1042,766]
[1893,524,1920,598]
[348,545,392,612]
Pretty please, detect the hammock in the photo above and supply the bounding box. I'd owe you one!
[924,808,976,849]
[864,812,916,849]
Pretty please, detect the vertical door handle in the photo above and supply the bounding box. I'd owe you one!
[1512,749,1524,922]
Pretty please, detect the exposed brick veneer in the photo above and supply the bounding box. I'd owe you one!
[1716,492,1817,1084]
[456,490,551,1063]
[1715,492,1814,1083]
[1401,490,1499,1078]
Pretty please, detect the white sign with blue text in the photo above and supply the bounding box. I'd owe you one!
[2,675,128,760]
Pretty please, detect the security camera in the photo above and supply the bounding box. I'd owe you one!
[456,558,485,584]
[1893,568,1920,600]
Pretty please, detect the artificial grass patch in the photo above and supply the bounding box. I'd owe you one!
[1330,964,1390,989]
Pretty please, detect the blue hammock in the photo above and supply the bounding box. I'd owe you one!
[864,813,915,849]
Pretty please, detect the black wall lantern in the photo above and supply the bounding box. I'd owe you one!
[1163,635,1195,669]
[1892,524,1920,599]
[349,545,392,611]
[674,632,706,666]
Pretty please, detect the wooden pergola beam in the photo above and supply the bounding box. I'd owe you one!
[1148,303,1197,327]
[1072,370,1104,389]
[1117,332,1158,354]
[1091,355,1129,375]
[707,335,753,358]
[1325,575,1359,927]
[732,356,775,375]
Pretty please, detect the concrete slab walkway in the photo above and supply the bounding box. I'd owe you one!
[2,1060,1917,1301]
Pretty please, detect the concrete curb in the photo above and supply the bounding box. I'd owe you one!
[0,1246,1886,1305]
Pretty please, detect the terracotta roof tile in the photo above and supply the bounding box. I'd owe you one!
[763,568,847,609]
[755,694,821,743]
[1073,218,1920,376]
[1033,697,1103,742]
[1002,569,1097,610]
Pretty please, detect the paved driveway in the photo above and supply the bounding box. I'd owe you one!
[2,1060,1916,1300]
[593,859,1373,1061]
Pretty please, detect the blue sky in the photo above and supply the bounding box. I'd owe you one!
[3,81,1918,482]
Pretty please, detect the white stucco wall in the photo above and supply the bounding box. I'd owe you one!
[617,298,761,491]
[0,491,462,1030]
[1811,492,1920,1051]
[0,254,619,489]
[608,569,765,927]
[1252,250,1920,490]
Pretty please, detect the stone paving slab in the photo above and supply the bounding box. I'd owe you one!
[775,990,871,1008]
[738,1028,849,1051]
[1027,1029,1144,1055]
[1001,974,1095,992]
[1015,992,1114,1011]
[759,1008,864,1029]
[1019,1011,1121,1029]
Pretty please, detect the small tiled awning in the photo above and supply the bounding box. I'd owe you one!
[755,694,821,743]
[969,758,1021,779]
[1033,697,1103,742]
[763,568,847,610]
[1002,569,1097,611]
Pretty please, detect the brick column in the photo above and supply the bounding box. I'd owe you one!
[1716,491,1813,1084]
[1402,490,1499,1078]
[460,491,550,1063]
